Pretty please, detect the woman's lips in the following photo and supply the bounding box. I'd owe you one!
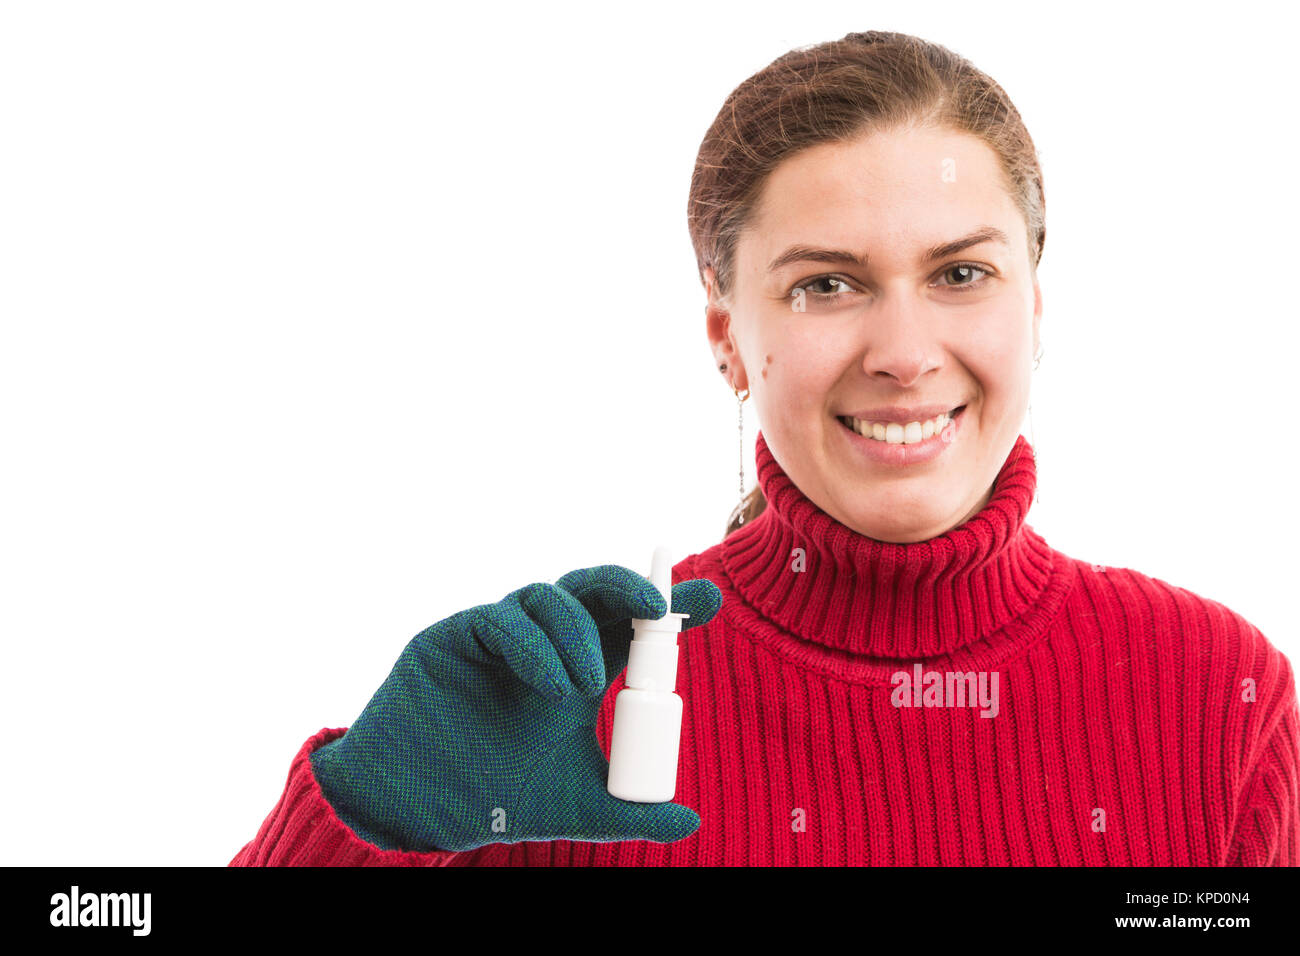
[835,405,966,466]
[838,403,965,424]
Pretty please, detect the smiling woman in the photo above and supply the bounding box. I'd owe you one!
[232,29,1298,869]
[714,124,1037,542]
[689,35,1045,541]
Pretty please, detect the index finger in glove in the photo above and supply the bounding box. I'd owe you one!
[553,564,666,627]
[554,563,722,631]
[555,565,723,686]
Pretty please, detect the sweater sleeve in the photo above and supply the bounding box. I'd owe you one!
[1226,701,1300,866]
[229,727,470,867]
[1225,641,1300,866]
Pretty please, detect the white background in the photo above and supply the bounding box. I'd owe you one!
[2,1,1296,865]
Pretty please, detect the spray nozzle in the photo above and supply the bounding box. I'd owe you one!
[631,544,690,637]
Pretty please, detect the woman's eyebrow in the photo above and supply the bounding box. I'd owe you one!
[766,225,1010,272]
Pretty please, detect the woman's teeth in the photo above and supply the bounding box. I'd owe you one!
[838,408,961,444]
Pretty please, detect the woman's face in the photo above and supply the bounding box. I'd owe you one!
[707,124,1041,543]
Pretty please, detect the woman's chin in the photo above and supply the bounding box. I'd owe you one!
[830,495,962,543]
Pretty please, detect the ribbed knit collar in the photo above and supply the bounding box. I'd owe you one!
[720,429,1055,661]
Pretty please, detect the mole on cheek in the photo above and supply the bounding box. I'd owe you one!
[762,354,772,379]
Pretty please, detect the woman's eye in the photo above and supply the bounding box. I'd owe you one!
[793,276,855,300]
[935,262,993,291]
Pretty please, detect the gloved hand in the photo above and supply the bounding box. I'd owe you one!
[309,563,722,853]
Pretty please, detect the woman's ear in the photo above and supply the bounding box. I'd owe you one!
[704,267,745,389]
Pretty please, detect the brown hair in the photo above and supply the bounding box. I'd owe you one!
[688,31,1046,539]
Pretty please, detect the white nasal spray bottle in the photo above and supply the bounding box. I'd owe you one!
[606,544,690,803]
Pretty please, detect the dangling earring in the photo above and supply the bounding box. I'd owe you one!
[1028,344,1044,505]
[720,362,750,527]
[734,385,750,525]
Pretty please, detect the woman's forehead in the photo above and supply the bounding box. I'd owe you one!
[760,129,1006,221]
[737,130,1023,274]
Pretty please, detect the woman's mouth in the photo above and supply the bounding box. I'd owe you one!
[836,405,967,444]
[833,404,967,467]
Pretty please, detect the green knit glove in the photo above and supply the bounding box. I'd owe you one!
[309,563,722,853]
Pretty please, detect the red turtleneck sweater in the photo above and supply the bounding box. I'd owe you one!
[231,431,1298,866]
